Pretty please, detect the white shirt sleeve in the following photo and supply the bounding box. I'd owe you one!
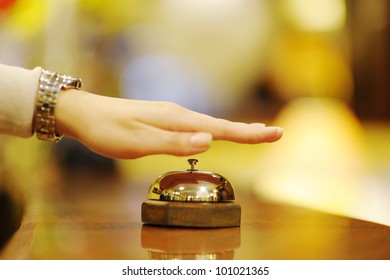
[0,64,42,138]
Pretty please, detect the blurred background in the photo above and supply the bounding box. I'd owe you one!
[1,0,389,242]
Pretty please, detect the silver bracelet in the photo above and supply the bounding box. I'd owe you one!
[33,68,83,142]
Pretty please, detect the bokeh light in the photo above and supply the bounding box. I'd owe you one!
[282,0,346,31]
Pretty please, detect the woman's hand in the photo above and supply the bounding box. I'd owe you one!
[55,90,283,159]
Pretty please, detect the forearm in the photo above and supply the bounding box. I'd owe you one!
[0,64,41,138]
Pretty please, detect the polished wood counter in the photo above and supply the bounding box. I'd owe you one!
[1,180,389,260]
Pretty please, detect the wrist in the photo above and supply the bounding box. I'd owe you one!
[55,89,88,139]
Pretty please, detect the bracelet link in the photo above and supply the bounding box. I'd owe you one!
[34,69,83,142]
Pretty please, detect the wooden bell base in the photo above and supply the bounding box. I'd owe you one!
[141,200,241,228]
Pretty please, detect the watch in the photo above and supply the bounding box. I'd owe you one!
[33,68,83,142]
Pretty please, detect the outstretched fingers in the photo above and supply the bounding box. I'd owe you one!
[209,120,284,143]
[139,102,284,144]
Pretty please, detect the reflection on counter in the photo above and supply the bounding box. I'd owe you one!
[141,225,240,260]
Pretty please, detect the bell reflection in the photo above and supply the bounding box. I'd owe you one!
[141,225,240,260]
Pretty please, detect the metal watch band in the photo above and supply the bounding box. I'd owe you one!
[34,69,83,142]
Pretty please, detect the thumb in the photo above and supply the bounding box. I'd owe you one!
[161,132,212,156]
[189,132,213,149]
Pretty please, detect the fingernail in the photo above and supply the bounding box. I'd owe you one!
[190,133,212,148]
[275,127,284,138]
